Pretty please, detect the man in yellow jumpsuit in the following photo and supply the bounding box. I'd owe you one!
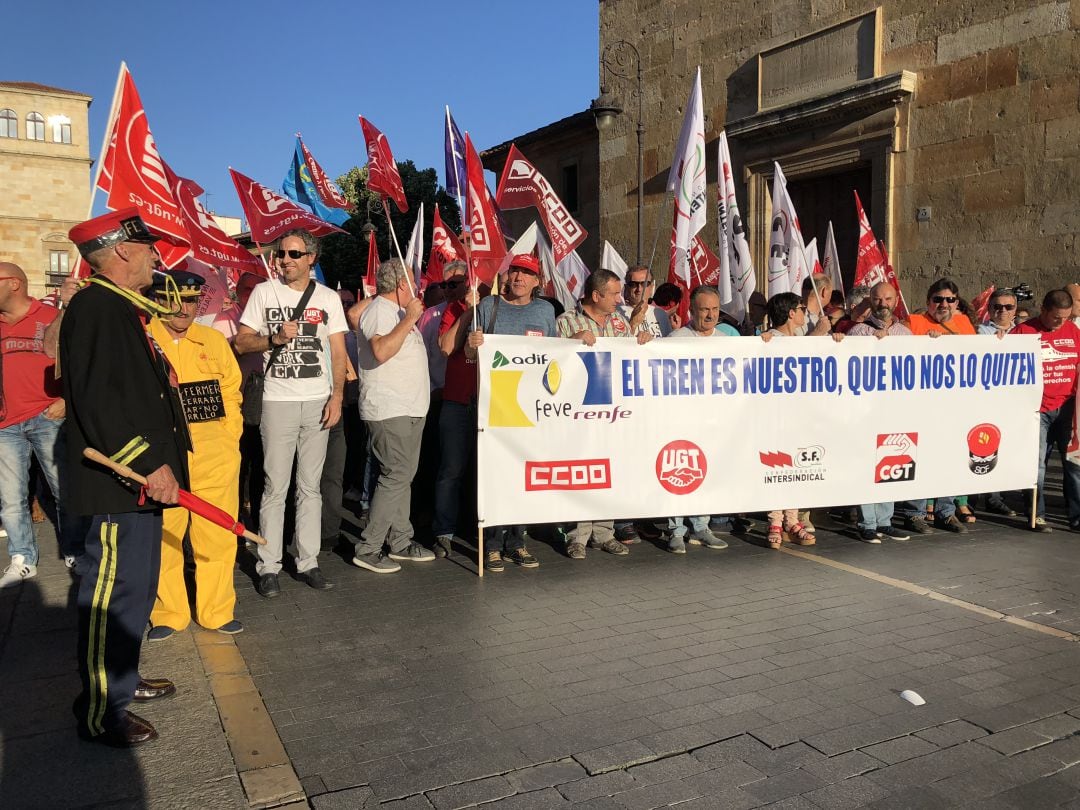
[146,268,244,638]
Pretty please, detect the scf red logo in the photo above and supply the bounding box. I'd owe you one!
[656,440,707,495]
[875,432,918,483]
[525,459,611,491]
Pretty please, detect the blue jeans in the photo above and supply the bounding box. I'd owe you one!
[667,516,711,539]
[858,502,895,531]
[0,410,82,565]
[433,401,475,538]
[1037,405,1080,524]
[896,497,955,521]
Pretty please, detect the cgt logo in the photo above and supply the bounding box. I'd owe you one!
[876,432,918,483]
[656,440,707,495]
[525,459,611,491]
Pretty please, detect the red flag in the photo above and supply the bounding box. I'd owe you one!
[229,168,346,245]
[299,136,353,211]
[496,144,587,265]
[364,232,380,298]
[358,116,408,213]
[853,191,907,319]
[169,168,265,275]
[464,133,506,286]
[971,283,996,324]
[425,205,465,287]
[103,68,190,267]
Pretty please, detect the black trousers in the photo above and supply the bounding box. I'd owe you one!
[74,511,162,735]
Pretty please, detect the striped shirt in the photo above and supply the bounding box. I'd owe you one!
[556,307,640,339]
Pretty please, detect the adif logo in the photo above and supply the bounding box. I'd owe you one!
[492,351,510,369]
[875,432,918,483]
[656,440,707,495]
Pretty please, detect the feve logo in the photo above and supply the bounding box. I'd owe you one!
[656,440,707,495]
[875,432,918,483]
[525,459,611,491]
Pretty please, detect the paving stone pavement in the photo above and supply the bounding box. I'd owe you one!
[231,503,1080,810]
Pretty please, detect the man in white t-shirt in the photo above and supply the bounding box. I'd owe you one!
[352,258,432,574]
[236,229,347,597]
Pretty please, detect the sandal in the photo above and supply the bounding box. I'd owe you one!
[767,525,783,549]
[784,522,816,546]
[957,505,977,523]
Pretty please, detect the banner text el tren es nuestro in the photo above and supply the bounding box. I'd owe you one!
[476,335,1042,527]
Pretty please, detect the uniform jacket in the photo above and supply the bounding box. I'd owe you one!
[148,317,242,486]
[60,279,191,515]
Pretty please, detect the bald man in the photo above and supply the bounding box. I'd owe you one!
[0,263,81,587]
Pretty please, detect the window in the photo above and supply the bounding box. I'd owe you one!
[49,250,69,277]
[26,111,44,141]
[0,109,15,138]
[561,163,580,215]
[50,115,71,144]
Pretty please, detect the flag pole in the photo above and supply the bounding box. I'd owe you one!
[381,197,416,296]
[459,227,484,578]
[86,61,126,219]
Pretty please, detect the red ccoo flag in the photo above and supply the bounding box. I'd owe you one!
[358,116,408,213]
[299,136,353,212]
[229,168,346,245]
[169,167,265,275]
[970,283,996,324]
[364,231,380,298]
[101,67,190,267]
[464,133,506,286]
[425,204,465,287]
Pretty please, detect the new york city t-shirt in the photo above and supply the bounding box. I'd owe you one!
[240,278,347,402]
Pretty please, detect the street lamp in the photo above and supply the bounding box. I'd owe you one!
[591,39,644,266]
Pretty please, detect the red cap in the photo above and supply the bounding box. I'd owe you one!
[68,207,164,258]
[507,254,540,275]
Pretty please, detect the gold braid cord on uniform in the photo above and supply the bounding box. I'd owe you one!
[88,274,183,318]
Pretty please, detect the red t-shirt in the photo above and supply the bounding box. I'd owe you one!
[440,299,478,405]
[0,299,61,428]
[1013,317,1080,412]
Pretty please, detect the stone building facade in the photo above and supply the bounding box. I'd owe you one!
[597,0,1078,302]
[482,111,601,272]
[0,82,92,296]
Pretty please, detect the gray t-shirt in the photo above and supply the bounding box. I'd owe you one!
[476,295,557,337]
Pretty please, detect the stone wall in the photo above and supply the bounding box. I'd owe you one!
[599,0,1079,303]
[0,85,92,296]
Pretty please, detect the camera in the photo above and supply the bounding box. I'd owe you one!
[999,283,1033,302]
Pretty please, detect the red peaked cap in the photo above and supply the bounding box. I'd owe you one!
[69,207,165,258]
[507,254,540,276]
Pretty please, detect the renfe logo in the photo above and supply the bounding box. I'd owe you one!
[875,432,918,483]
[525,459,611,491]
[656,440,707,495]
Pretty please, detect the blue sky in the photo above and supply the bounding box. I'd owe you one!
[3,0,599,218]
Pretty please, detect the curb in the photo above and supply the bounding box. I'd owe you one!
[193,628,306,808]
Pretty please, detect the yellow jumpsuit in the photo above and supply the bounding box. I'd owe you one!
[149,318,243,631]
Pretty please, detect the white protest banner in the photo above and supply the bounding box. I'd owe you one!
[477,335,1042,526]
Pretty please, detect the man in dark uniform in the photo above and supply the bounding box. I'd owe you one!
[61,208,191,747]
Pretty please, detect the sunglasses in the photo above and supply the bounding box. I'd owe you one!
[626,280,649,288]
[931,295,958,304]
[275,249,311,260]
[439,279,464,290]
[991,303,1016,311]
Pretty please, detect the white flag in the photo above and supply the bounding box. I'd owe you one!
[716,131,754,322]
[804,238,819,276]
[404,202,425,289]
[536,226,580,313]
[667,67,706,287]
[601,240,629,280]
[766,162,808,298]
[823,220,844,298]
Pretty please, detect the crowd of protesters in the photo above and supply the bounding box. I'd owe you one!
[3,225,1079,599]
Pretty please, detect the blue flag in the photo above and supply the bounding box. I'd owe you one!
[283,138,351,227]
[444,106,467,199]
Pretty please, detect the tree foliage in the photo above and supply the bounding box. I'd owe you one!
[317,161,461,293]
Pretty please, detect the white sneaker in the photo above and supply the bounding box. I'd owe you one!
[0,526,8,539]
[0,555,37,588]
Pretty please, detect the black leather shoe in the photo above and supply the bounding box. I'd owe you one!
[78,710,158,747]
[257,573,280,598]
[298,567,334,590]
[133,677,176,702]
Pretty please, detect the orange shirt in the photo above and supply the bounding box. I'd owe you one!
[906,312,975,336]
